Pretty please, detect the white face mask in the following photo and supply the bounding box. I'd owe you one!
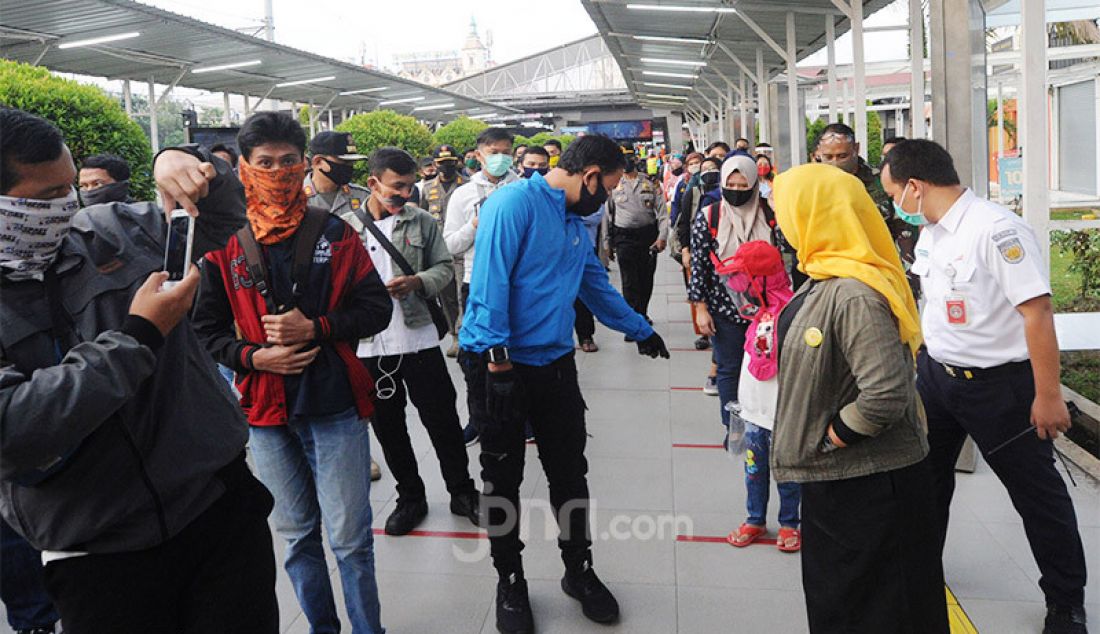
[0,189,80,281]
[687,164,701,175]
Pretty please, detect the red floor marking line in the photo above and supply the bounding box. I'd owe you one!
[373,528,487,540]
[677,534,779,546]
[672,443,725,449]
[670,386,704,391]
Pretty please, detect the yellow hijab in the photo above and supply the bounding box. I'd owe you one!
[772,163,922,356]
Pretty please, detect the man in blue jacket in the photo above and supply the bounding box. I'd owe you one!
[458,134,669,634]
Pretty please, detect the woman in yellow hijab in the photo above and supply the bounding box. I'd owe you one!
[769,163,948,634]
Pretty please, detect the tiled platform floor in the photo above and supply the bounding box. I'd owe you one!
[4,259,1095,633]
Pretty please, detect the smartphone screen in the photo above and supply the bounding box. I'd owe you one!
[163,212,195,282]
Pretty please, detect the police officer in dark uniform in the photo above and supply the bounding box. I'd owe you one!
[607,145,667,328]
[304,131,371,224]
[420,145,467,356]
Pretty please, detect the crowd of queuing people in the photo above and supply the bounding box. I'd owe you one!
[0,102,1088,634]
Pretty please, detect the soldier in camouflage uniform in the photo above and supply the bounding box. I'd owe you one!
[814,123,920,300]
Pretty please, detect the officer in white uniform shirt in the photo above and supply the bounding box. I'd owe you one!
[881,140,1087,634]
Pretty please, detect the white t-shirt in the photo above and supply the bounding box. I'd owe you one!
[356,214,439,358]
[737,355,778,431]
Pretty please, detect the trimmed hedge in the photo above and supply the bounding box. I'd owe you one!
[0,60,154,200]
[432,116,487,155]
[336,110,433,184]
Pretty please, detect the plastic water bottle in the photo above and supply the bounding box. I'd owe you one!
[724,401,745,456]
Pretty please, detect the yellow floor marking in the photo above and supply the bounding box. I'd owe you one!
[947,585,980,634]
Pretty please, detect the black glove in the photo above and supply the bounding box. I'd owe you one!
[636,332,670,359]
[485,366,522,429]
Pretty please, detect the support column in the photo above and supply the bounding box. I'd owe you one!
[308,99,316,137]
[727,86,736,142]
[327,109,334,130]
[909,0,926,138]
[244,94,252,117]
[852,1,868,158]
[148,76,159,153]
[1020,0,1050,271]
[826,16,838,122]
[740,70,748,141]
[929,0,978,188]
[222,91,231,126]
[756,48,768,143]
[786,12,801,168]
[122,80,133,118]
[996,81,1004,201]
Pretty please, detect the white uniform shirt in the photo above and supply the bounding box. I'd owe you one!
[442,170,519,284]
[356,214,439,358]
[911,189,1050,368]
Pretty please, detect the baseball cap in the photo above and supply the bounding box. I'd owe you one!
[309,131,368,160]
[432,145,460,162]
[727,241,784,277]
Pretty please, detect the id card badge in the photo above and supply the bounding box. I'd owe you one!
[945,294,969,326]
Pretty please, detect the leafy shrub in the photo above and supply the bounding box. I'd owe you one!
[0,59,154,199]
[336,110,433,184]
[432,116,487,155]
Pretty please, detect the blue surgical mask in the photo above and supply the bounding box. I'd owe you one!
[483,153,512,178]
[893,183,927,226]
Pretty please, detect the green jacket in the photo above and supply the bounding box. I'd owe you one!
[337,203,454,329]
[772,278,928,483]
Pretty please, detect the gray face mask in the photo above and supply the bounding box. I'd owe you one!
[0,189,80,281]
[80,180,130,206]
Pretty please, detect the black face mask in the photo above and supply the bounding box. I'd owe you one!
[80,180,130,206]
[672,166,684,176]
[700,171,720,189]
[320,160,354,187]
[438,162,458,179]
[722,187,754,207]
[522,166,549,179]
[567,172,608,216]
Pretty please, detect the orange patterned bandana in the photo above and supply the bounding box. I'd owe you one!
[238,159,308,245]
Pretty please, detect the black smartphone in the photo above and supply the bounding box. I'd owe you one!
[163,209,195,287]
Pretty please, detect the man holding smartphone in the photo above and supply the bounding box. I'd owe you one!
[0,107,277,632]
[192,112,393,634]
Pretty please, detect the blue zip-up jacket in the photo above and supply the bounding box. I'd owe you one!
[459,173,653,366]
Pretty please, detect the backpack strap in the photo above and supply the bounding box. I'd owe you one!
[706,202,721,240]
[235,224,270,304]
[760,198,779,245]
[290,207,330,303]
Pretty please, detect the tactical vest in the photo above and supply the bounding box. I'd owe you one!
[421,175,466,223]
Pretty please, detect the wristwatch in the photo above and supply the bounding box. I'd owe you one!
[818,432,841,454]
[487,346,510,365]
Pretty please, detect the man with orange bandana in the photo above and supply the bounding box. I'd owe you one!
[193,111,393,634]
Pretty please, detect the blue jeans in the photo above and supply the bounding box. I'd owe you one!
[712,316,747,427]
[249,409,384,634]
[744,423,801,528]
[0,521,58,630]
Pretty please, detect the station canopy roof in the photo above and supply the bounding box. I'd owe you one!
[580,0,895,112]
[0,0,518,121]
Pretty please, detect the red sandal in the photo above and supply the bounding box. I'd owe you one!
[777,527,801,553]
[726,523,767,548]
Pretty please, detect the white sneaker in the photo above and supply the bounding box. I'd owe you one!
[702,376,719,396]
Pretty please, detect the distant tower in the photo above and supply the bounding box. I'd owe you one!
[461,16,490,75]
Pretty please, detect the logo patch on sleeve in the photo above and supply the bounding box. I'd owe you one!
[997,237,1025,264]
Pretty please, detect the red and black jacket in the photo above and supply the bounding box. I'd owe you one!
[194,215,392,426]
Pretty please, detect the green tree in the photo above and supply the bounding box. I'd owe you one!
[0,59,155,199]
[199,106,225,126]
[1052,229,1100,302]
[432,116,487,153]
[126,93,187,150]
[866,109,883,167]
[806,117,828,160]
[336,110,433,184]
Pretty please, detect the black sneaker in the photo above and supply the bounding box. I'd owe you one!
[561,560,619,624]
[450,490,481,526]
[384,499,428,536]
[1044,604,1088,634]
[463,423,480,446]
[496,574,534,634]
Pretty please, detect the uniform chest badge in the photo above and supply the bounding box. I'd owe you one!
[804,327,823,348]
[304,185,315,197]
[351,198,361,210]
[997,237,1025,264]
